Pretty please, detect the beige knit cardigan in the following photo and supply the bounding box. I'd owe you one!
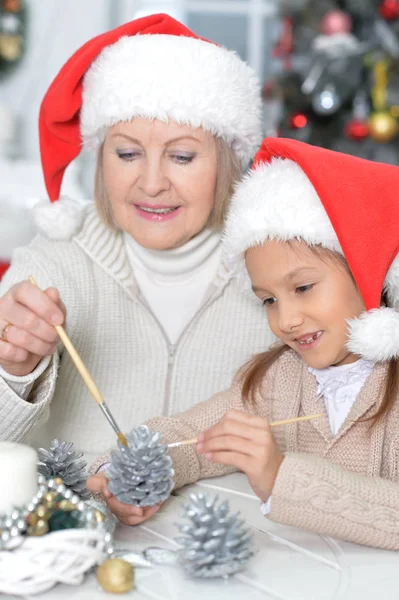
[93,349,399,550]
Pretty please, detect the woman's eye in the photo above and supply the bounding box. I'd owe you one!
[116,150,140,161]
[262,297,276,306]
[296,284,313,294]
[171,154,195,164]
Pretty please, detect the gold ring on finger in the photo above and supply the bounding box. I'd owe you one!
[0,322,12,342]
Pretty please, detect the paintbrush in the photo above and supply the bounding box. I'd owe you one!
[167,413,323,448]
[28,276,128,446]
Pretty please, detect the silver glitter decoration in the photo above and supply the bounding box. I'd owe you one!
[107,425,174,507]
[144,547,179,566]
[112,549,154,568]
[0,474,46,550]
[0,509,26,550]
[38,440,90,499]
[176,493,254,579]
[83,498,117,534]
[0,474,114,557]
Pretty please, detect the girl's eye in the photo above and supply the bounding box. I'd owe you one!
[296,284,314,294]
[171,153,195,164]
[116,150,140,161]
[262,297,276,306]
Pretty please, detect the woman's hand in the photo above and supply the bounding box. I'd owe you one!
[0,281,65,376]
[196,409,284,502]
[86,472,162,526]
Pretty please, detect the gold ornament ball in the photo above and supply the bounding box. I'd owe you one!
[36,505,50,520]
[0,34,22,62]
[43,492,57,508]
[28,519,49,537]
[96,558,134,594]
[57,500,76,512]
[94,509,106,523]
[368,111,399,142]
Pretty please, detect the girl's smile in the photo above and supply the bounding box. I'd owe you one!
[294,330,323,352]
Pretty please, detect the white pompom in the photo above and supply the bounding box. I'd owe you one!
[33,196,88,241]
[347,307,399,362]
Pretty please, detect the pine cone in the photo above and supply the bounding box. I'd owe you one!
[176,493,254,578]
[37,439,90,499]
[107,425,174,507]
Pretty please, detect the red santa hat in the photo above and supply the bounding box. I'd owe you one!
[223,137,399,362]
[39,13,261,202]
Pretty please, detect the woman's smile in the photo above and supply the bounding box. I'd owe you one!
[133,203,183,222]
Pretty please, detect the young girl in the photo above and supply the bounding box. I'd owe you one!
[89,137,399,550]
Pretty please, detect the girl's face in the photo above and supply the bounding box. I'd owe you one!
[103,118,218,250]
[245,239,366,369]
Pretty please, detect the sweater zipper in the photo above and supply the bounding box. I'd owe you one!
[136,286,225,416]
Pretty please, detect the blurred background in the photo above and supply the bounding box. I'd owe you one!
[1,0,399,275]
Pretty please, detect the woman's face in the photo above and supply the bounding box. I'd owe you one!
[102,118,218,250]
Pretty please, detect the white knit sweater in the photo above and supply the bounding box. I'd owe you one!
[0,202,275,465]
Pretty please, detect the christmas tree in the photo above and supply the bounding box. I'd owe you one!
[0,0,26,77]
[267,0,399,163]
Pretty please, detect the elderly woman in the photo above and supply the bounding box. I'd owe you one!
[0,15,274,469]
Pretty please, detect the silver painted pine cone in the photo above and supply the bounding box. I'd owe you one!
[37,439,90,499]
[176,493,254,578]
[107,425,174,507]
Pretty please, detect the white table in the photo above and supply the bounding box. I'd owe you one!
[4,473,399,599]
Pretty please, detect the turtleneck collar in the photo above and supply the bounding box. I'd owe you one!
[123,228,221,280]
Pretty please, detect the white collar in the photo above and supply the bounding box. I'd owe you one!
[123,228,221,279]
[308,359,375,397]
[308,359,375,434]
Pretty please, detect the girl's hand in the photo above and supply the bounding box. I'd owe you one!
[0,281,66,376]
[196,409,284,502]
[86,472,162,526]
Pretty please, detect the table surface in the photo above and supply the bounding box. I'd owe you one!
[3,473,399,600]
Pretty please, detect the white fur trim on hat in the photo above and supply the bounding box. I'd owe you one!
[223,157,341,287]
[347,307,399,362]
[81,35,262,168]
[34,197,88,240]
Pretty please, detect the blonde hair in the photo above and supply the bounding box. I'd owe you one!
[94,135,241,231]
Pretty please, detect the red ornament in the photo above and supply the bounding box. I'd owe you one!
[288,113,308,129]
[379,0,399,20]
[262,80,274,101]
[272,17,294,71]
[320,10,352,35]
[272,17,294,57]
[345,119,369,141]
[3,0,21,12]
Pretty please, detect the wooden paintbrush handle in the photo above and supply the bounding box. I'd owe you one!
[28,276,104,405]
[54,324,104,405]
[167,413,323,448]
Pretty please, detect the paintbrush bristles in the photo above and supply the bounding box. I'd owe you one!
[118,432,129,447]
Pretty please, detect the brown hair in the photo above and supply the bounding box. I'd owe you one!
[94,135,241,231]
[241,244,399,427]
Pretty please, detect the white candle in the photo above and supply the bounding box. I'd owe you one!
[0,442,38,514]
